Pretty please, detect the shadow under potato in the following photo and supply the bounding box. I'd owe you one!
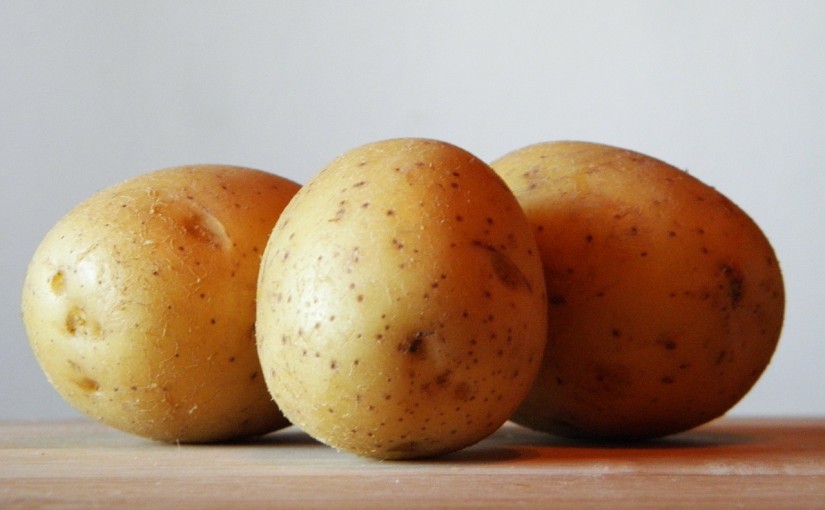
[433,421,755,464]
[223,420,754,465]
[492,422,753,449]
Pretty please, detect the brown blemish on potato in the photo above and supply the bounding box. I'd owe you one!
[421,369,453,396]
[330,200,347,222]
[398,330,433,358]
[720,263,744,308]
[75,377,100,392]
[472,241,531,291]
[522,165,544,191]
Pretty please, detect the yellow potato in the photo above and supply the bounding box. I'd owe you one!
[21,165,299,443]
[256,138,548,459]
[491,141,785,440]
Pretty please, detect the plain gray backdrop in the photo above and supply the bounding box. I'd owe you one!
[2,1,823,420]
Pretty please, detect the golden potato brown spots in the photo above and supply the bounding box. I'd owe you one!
[256,138,547,459]
[492,141,784,440]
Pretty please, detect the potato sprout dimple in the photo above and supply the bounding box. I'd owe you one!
[75,377,101,393]
[50,271,66,294]
[64,305,101,337]
[149,197,232,252]
[180,210,230,251]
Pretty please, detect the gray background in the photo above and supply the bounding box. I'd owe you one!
[2,1,823,420]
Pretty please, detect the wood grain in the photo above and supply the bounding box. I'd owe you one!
[1,418,823,509]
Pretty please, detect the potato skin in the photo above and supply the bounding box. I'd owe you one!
[491,141,785,440]
[257,138,547,459]
[21,165,298,443]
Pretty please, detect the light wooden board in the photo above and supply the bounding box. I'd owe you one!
[1,418,824,509]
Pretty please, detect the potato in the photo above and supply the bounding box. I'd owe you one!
[256,138,548,459]
[21,165,299,443]
[491,141,785,440]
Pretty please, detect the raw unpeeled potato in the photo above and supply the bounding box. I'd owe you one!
[256,138,548,459]
[21,165,299,443]
[492,141,785,440]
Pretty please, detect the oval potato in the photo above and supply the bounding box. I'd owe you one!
[492,141,785,440]
[21,165,298,442]
[257,138,548,459]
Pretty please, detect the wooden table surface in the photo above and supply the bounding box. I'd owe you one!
[1,418,823,509]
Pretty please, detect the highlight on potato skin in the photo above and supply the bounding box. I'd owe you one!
[491,141,785,441]
[21,165,298,443]
[256,138,548,460]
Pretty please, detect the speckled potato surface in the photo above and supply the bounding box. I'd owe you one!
[491,141,785,440]
[22,165,298,443]
[256,138,548,459]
